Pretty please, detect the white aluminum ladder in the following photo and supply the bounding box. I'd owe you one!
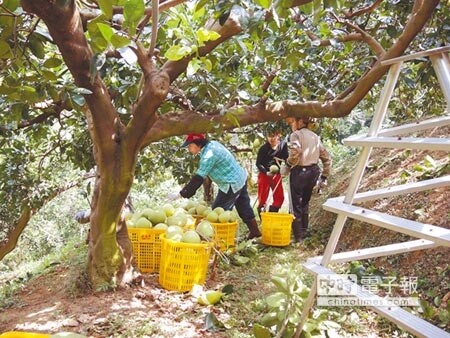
[296,46,450,338]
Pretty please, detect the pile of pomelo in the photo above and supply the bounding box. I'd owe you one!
[126,203,195,230]
[126,201,239,245]
[163,220,216,244]
[182,200,238,223]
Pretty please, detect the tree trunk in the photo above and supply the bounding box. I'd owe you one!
[86,143,139,288]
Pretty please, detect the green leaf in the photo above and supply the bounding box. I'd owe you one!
[42,70,58,81]
[221,284,233,295]
[97,0,113,19]
[253,323,272,338]
[313,0,322,24]
[259,311,278,327]
[231,254,250,266]
[194,0,209,13]
[271,275,289,293]
[111,34,130,49]
[43,57,62,68]
[202,58,213,72]
[164,45,192,61]
[187,59,202,77]
[97,23,114,42]
[266,292,286,307]
[73,87,93,95]
[123,0,145,36]
[423,155,436,168]
[0,41,12,59]
[3,0,20,11]
[254,0,272,10]
[204,312,225,332]
[196,28,221,46]
[28,35,45,59]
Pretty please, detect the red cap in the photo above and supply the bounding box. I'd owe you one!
[182,133,206,147]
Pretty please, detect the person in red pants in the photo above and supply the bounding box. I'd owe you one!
[255,129,289,216]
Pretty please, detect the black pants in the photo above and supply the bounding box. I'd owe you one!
[289,164,320,239]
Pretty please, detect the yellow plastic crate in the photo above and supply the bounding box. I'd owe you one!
[0,333,50,338]
[211,221,238,251]
[128,227,166,273]
[261,212,294,246]
[159,234,212,292]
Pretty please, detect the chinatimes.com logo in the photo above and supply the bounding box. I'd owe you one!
[316,274,419,307]
[317,296,420,307]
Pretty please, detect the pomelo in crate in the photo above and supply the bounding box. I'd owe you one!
[127,204,190,273]
[159,230,212,292]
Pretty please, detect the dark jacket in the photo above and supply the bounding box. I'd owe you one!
[256,140,289,174]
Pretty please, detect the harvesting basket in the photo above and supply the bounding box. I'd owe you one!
[0,333,50,338]
[211,221,238,251]
[261,212,294,246]
[159,234,212,292]
[128,227,166,273]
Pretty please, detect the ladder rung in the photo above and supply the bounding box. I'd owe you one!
[329,175,450,203]
[303,262,450,338]
[323,200,450,246]
[376,116,450,137]
[343,136,450,151]
[307,239,436,264]
[380,46,450,66]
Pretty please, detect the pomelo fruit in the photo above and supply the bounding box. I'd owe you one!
[162,203,175,217]
[270,164,279,173]
[135,217,152,228]
[181,230,201,244]
[229,211,237,222]
[206,211,219,222]
[166,225,183,241]
[218,210,232,223]
[154,223,168,230]
[196,204,208,215]
[202,207,212,216]
[213,207,225,215]
[148,209,167,224]
[141,208,155,219]
[196,221,215,239]
[197,290,223,305]
[167,214,187,227]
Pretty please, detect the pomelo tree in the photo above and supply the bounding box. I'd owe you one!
[0,0,446,288]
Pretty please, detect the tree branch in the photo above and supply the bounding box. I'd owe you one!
[22,0,121,157]
[343,0,383,19]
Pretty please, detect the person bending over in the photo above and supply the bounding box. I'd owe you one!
[168,133,261,239]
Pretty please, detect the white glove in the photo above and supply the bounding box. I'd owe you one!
[319,176,328,188]
[167,192,181,201]
[317,176,328,194]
